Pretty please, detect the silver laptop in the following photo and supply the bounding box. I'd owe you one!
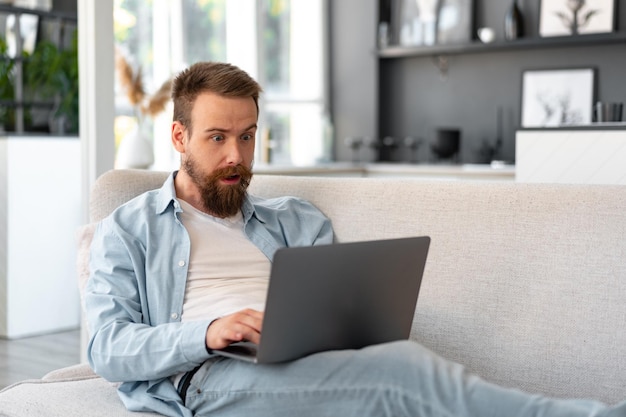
[213,236,431,364]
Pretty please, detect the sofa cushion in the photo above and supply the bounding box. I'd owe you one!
[0,365,154,417]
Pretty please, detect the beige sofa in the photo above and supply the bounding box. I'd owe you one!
[1,169,625,416]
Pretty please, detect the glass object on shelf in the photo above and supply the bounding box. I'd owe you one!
[595,102,623,123]
[435,0,473,45]
[392,0,437,46]
[378,21,390,48]
[504,0,523,41]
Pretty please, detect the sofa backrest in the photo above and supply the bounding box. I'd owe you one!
[89,169,170,222]
[85,169,626,405]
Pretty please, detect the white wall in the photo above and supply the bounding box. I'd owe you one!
[78,0,115,222]
[330,0,379,163]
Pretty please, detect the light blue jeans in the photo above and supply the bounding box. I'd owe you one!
[185,340,623,417]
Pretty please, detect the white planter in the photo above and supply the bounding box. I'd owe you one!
[115,126,154,169]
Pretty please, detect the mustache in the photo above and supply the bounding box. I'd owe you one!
[213,164,253,180]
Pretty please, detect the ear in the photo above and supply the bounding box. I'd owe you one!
[171,121,187,153]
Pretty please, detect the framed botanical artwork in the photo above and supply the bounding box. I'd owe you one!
[521,68,595,128]
[435,0,473,44]
[539,0,616,37]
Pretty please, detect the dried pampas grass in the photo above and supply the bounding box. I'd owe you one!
[115,49,172,117]
[141,78,172,117]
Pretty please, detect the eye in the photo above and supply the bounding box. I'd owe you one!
[211,134,225,142]
[241,133,254,141]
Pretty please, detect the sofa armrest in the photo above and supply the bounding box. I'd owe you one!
[0,365,156,417]
[76,223,97,362]
[42,363,96,381]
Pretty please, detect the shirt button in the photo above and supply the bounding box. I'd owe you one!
[171,313,179,320]
[178,260,185,267]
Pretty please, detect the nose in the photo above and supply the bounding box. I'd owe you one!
[224,139,244,166]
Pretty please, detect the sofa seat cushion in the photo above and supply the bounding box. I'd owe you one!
[0,364,155,417]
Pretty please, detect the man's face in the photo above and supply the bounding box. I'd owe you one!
[173,92,257,217]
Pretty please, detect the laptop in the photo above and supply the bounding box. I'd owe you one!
[213,236,431,364]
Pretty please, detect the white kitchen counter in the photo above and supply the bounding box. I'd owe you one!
[516,128,626,184]
[253,162,515,181]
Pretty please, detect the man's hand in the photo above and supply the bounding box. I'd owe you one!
[205,309,263,350]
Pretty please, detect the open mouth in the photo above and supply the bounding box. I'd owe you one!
[221,174,241,184]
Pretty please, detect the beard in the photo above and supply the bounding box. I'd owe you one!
[182,156,253,218]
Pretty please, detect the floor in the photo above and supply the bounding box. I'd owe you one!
[0,328,81,389]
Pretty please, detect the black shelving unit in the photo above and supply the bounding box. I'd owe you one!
[0,4,77,134]
[374,0,626,164]
[378,32,626,58]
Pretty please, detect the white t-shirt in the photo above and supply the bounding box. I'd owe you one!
[178,199,272,323]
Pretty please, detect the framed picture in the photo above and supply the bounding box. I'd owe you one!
[436,0,473,44]
[521,68,595,128]
[539,0,615,37]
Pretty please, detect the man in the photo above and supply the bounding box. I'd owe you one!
[85,62,624,417]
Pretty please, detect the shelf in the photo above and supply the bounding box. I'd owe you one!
[0,4,76,21]
[0,100,55,109]
[378,32,626,59]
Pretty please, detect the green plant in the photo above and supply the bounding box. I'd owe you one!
[23,30,79,134]
[0,36,15,130]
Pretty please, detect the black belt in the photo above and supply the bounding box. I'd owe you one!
[177,365,202,405]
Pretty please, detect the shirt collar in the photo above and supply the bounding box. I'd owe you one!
[155,171,178,215]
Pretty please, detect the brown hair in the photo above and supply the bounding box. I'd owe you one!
[171,62,262,134]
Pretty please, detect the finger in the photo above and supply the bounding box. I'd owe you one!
[212,323,259,348]
[236,309,264,333]
[229,314,262,343]
[206,313,262,349]
[228,324,261,345]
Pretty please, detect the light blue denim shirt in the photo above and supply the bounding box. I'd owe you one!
[84,171,334,417]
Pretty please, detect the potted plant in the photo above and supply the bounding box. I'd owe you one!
[0,36,15,132]
[114,50,171,168]
[23,30,79,134]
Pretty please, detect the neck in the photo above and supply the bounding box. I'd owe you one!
[174,170,206,213]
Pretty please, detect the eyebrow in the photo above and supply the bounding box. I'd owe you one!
[204,123,258,134]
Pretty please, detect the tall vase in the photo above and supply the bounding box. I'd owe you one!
[504,0,523,41]
[115,122,155,169]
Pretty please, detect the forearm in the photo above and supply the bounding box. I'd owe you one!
[87,319,213,382]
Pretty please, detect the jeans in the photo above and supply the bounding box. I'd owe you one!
[184,340,623,417]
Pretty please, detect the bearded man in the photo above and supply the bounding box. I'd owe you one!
[85,62,625,417]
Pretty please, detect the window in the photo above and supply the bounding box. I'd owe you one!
[114,0,330,169]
